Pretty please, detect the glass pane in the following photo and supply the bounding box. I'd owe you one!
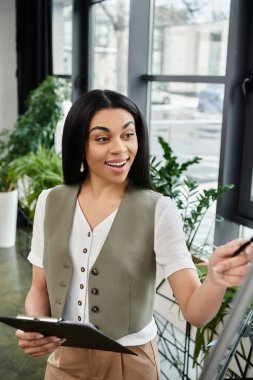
[150,82,224,245]
[150,82,224,183]
[52,0,73,75]
[91,0,130,94]
[152,0,230,75]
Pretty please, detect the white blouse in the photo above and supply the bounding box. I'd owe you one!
[28,189,196,346]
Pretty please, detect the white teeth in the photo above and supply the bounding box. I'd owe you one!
[106,160,126,167]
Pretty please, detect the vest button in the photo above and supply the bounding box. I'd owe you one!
[88,232,91,237]
[80,284,84,289]
[91,288,99,295]
[91,306,99,313]
[91,268,99,275]
[78,316,81,321]
[78,300,82,306]
[81,267,85,272]
[83,248,88,253]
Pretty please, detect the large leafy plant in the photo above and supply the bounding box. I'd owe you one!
[7,76,71,160]
[8,147,63,222]
[151,136,234,366]
[151,136,232,253]
[0,76,70,192]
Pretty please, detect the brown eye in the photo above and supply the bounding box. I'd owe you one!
[95,136,109,142]
[123,132,135,139]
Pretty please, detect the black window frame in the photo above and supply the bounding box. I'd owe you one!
[216,0,253,232]
[128,0,253,240]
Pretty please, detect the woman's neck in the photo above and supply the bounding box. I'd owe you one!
[80,176,128,200]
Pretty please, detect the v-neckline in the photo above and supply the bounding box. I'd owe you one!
[76,200,118,232]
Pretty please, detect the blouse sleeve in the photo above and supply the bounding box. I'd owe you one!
[27,189,51,268]
[154,196,196,279]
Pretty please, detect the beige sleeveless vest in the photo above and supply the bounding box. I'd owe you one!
[43,183,162,339]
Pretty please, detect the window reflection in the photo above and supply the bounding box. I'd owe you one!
[150,81,225,246]
[52,0,73,75]
[150,82,224,184]
[153,0,230,75]
[91,0,130,94]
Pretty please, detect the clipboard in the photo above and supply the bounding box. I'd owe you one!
[0,315,137,356]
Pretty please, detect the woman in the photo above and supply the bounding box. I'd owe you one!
[16,89,252,380]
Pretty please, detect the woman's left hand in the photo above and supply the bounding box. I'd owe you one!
[208,239,253,288]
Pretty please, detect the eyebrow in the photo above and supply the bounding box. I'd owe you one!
[89,120,135,133]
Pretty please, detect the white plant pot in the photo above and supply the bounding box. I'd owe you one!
[0,189,18,248]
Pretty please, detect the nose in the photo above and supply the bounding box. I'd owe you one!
[109,137,127,154]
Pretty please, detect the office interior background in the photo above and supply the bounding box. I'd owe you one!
[1,0,253,379]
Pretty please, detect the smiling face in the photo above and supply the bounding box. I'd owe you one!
[85,108,138,186]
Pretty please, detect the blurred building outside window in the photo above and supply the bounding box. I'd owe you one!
[150,0,230,245]
[52,0,73,76]
[91,0,130,95]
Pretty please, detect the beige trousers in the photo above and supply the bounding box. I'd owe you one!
[44,338,160,380]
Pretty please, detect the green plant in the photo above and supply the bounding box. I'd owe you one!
[150,136,234,366]
[0,76,70,191]
[151,136,232,252]
[8,147,63,222]
[8,76,71,160]
[0,130,13,191]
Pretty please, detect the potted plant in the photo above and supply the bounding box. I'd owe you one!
[0,76,70,247]
[8,146,63,223]
[6,76,71,163]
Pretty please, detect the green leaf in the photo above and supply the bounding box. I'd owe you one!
[0,76,71,191]
[7,147,63,221]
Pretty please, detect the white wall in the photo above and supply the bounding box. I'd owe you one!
[0,0,18,132]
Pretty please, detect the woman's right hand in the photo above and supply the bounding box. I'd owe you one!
[15,329,66,357]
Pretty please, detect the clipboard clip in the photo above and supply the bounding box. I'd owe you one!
[17,315,63,323]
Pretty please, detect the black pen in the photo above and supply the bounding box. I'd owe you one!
[231,236,253,257]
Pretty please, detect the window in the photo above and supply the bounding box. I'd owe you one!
[152,0,230,76]
[150,82,224,184]
[149,0,230,186]
[51,0,253,230]
[126,0,231,246]
[52,0,73,76]
[91,0,130,94]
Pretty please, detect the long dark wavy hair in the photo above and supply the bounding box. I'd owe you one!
[62,89,154,190]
